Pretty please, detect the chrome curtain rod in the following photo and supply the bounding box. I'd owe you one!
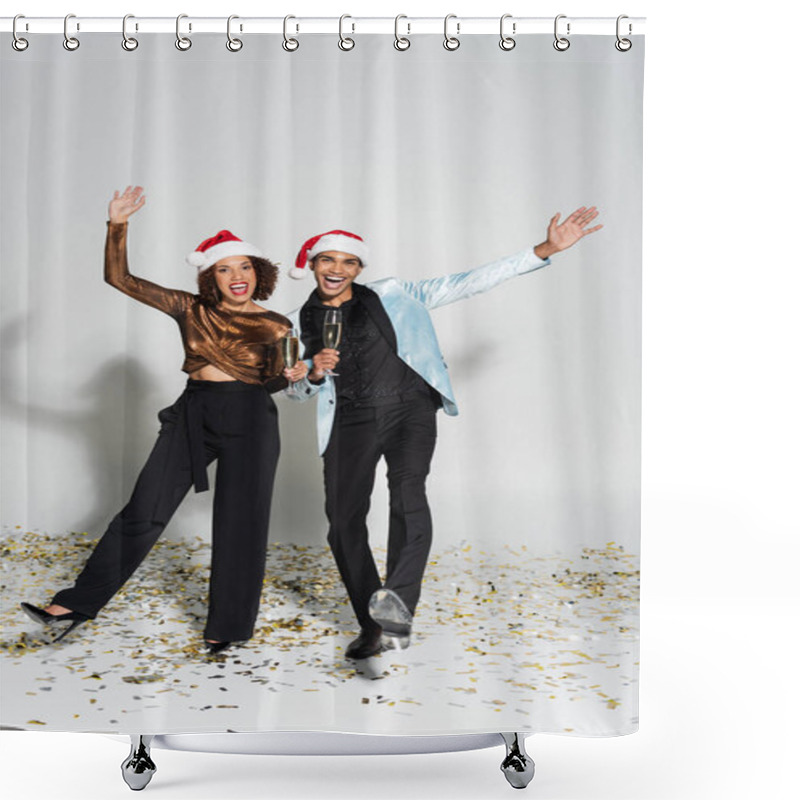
[2,15,645,36]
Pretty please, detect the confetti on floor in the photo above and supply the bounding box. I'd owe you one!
[1,529,639,736]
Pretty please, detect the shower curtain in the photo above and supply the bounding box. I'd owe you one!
[1,26,643,738]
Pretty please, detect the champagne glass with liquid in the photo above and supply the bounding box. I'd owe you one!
[322,309,342,377]
[281,328,300,394]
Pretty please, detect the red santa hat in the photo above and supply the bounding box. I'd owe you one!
[291,230,368,279]
[186,230,264,271]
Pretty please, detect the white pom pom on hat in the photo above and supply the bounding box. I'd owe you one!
[292,230,368,279]
[186,230,264,271]
[186,250,208,268]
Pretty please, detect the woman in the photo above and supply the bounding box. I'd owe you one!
[21,186,306,654]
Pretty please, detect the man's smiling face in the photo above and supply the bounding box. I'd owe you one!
[311,251,364,306]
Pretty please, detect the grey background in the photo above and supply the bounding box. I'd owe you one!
[1,34,642,553]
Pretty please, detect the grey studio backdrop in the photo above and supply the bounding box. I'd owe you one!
[1,33,642,558]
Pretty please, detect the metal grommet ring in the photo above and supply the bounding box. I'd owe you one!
[282,15,299,51]
[122,14,139,51]
[12,15,29,51]
[553,14,570,51]
[394,14,410,51]
[443,13,460,51]
[226,15,243,51]
[499,13,516,51]
[63,13,80,51]
[175,14,192,51]
[338,14,355,51]
[615,15,632,52]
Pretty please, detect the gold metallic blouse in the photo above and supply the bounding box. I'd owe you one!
[105,222,291,389]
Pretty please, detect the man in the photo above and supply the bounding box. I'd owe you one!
[287,208,602,659]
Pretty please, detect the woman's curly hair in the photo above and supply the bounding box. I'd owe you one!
[197,257,280,306]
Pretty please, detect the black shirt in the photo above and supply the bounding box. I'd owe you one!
[302,285,434,410]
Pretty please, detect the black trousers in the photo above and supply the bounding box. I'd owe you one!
[52,380,280,642]
[323,395,438,632]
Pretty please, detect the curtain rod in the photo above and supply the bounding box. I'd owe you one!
[2,16,646,36]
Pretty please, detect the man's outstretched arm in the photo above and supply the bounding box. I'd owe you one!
[533,205,603,260]
[402,205,603,310]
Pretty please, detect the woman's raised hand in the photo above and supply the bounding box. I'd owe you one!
[109,185,146,224]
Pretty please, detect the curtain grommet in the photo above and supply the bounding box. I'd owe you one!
[282,15,299,51]
[394,15,411,51]
[63,14,80,51]
[443,14,460,51]
[338,14,355,51]
[175,14,192,51]
[12,15,29,51]
[121,15,139,51]
[553,14,570,51]
[499,14,516,51]
[226,15,243,52]
[615,15,633,51]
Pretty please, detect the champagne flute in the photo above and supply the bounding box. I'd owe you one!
[281,328,300,395]
[322,308,342,377]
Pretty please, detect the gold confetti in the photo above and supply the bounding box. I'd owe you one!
[3,532,638,733]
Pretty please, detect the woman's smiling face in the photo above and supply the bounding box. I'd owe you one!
[213,256,256,309]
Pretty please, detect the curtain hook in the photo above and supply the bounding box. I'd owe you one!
[615,15,632,52]
[122,14,139,51]
[499,14,516,51]
[12,14,29,52]
[443,14,460,51]
[553,14,570,51]
[226,15,243,52]
[175,14,192,51]
[394,14,411,51]
[282,15,299,51]
[63,13,80,51]
[339,14,355,51]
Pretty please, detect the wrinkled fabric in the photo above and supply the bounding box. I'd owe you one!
[105,221,291,388]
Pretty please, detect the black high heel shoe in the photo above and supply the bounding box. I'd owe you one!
[204,640,232,655]
[20,602,90,642]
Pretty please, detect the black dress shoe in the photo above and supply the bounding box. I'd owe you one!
[345,627,384,660]
[20,602,90,642]
[204,640,232,655]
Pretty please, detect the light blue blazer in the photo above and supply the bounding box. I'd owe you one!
[287,247,550,455]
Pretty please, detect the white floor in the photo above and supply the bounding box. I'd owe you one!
[2,533,638,736]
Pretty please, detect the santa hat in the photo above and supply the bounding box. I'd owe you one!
[186,230,264,271]
[291,230,368,279]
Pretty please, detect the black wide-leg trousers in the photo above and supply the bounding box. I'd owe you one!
[52,379,280,642]
[323,395,437,632]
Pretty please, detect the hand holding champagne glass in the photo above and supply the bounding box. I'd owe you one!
[281,329,300,394]
[322,309,342,377]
